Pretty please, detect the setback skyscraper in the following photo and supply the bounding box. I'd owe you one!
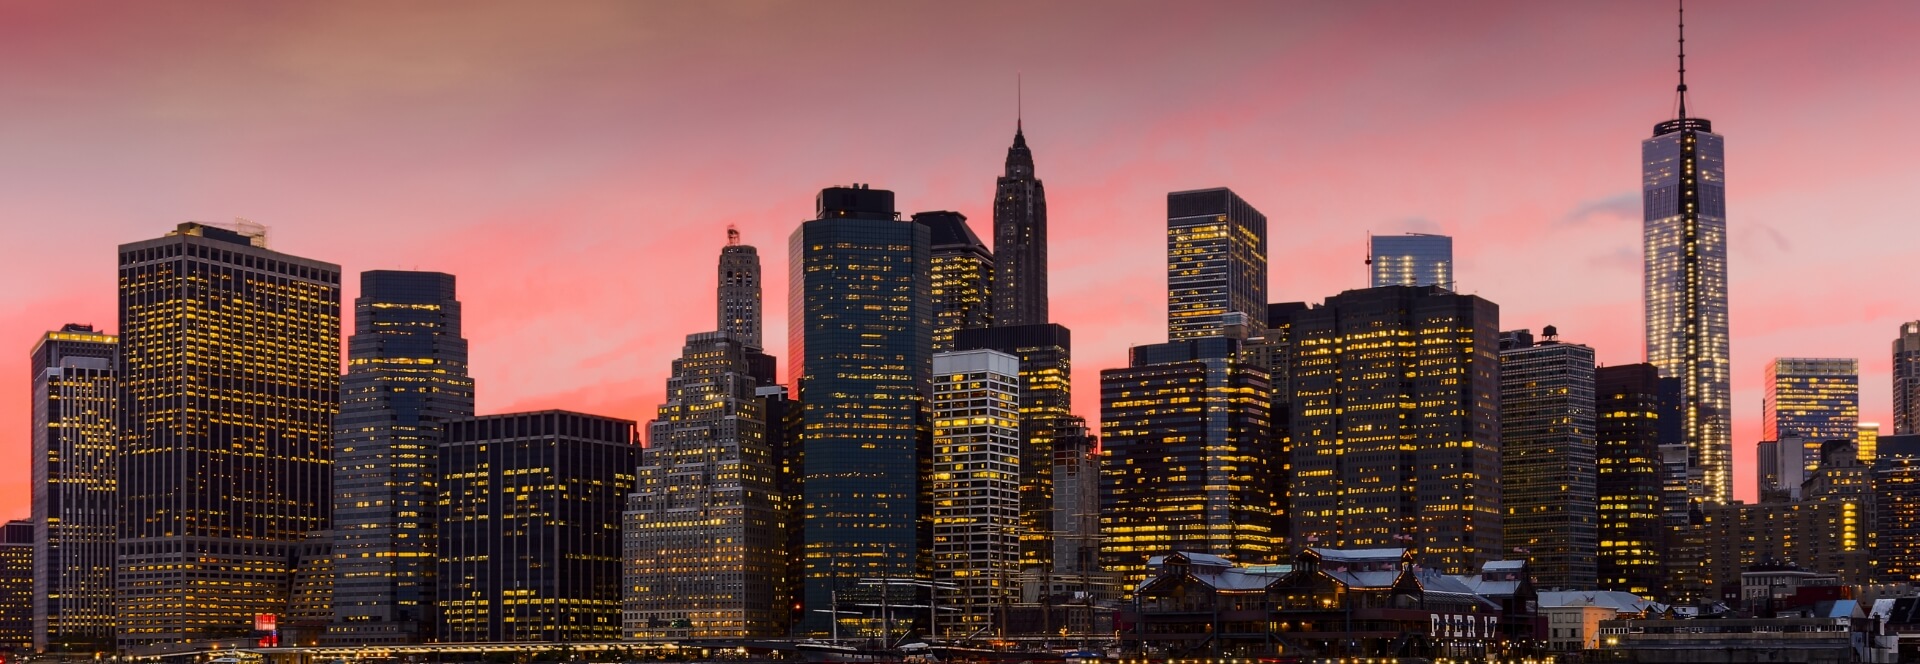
[328,271,473,645]
[1763,358,1859,443]
[1498,327,1598,590]
[115,222,340,649]
[718,227,763,349]
[1642,19,1732,504]
[437,411,636,643]
[1288,286,1501,575]
[1893,322,1920,435]
[29,325,117,652]
[1595,364,1679,599]
[1368,233,1454,290]
[930,349,1022,636]
[916,211,994,353]
[1167,188,1267,340]
[992,122,1047,327]
[789,185,932,634]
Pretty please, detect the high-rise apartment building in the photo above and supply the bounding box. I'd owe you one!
[718,228,764,350]
[1595,364,1678,599]
[992,122,1047,327]
[1167,188,1267,340]
[789,185,932,633]
[1896,322,1920,435]
[1696,441,1875,591]
[1642,50,1732,504]
[0,521,30,652]
[930,350,1022,636]
[624,332,782,638]
[115,222,340,649]
[1764,358,1859,443]
[916,211,994,353]
[437,411,636,643]
[1368,233,1454,290]
[1875,434,1920,583]
[955,324,1072,577]
[1099,338,1273,589]
[328,271,473,645]
[1288,286,1501,575]
[1498,327,1597,590]
[29,325,116,652]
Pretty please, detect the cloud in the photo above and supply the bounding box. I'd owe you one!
[1560,192,1639,226]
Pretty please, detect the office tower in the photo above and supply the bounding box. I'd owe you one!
[1897,322,1920,435]
[115,222,340,648]
[1099,338,1273,589]
[1239,303,1308,556]
[0,521,30,652]
[1498,326,1597,589]
[1368,233,1454,289]
[955,324,1071,577]
[992,120,1047,327]
[1289,286,1501,575]
[930,350,1021,635]
[284,531,334,647]
[1764,358,1859,443]
[1595,364,1675,599]
[326,271,472,644]
[437,411,636,643]
[719,227,764,349]
[1763,437,1831,501]
[1861,423,1881,465]
[1642,22,1732,505]
[760,385,804,635]
[624,332,782,638]
[1875,434,1920,583]
[1757,440,1783,501]
[1050,418,1100,582]
[789,185,932,633]
[29,325,116,652]
[1167,188,1267,340]
[916,211,994,353]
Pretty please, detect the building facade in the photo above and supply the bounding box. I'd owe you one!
[437,411,636,643]
[328,271,473,645]
[624,332,783,638]
[1763,358,1859,443]
[788,185,932,634]
[1368,233,1454,290]
[930,350,1022,636]
[29,325,117,652]
[1498,327,1598,589]
[718,228,764,349]
[1875,434,1920,583]
[1100,338,1273,589]
[1167,188,1267,340]
[992,123,1047,327]
[1288,286,1502,575]
[1594,364,1677,599]
[955,324,1072,577]
[0,521,30,653]
[115,222,340,649]
[1896,322,1920,435]
[916,211,994,353]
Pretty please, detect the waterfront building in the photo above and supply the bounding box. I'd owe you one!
[1368,233,1454,290]
[1498,326,1598,589]
[1166,188,1267,340]
[930,350,1022,636]
[1763,358,1859,443]
[992,121,1047,327]
[916,211,993,353]
[28,325,116,652]
[1594,364,1677,599]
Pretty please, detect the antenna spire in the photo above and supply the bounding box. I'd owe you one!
[727,224,740,246]
[1017,72,1023,135]
[1676,0,1689,119]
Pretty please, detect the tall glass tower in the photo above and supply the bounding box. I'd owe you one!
[115,222,340,648]
[1642,12,1731,504]
[1763,358,1859,442]
[1167,188,1267,340]
[1369,233,1454,290]
[915,211,994,353]
[789,185,932,635]
[30,325,117,652]
[993,123,1047,327]
[1893,321,1920,435]
[328,271,473,645]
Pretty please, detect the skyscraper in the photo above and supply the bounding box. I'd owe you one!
[1498,327,1597,589]
[1099,338,1273,589]
[1893,322,1920,435]
[719,227,763,349]
[916,211,994,353]
[1763,358,1859,443]
[29,324,117,652]
[930,349,1022,636]
[955,324,1072,578]
[115,222,340,649]
[1368,233,1454,290]
[1860,423,1881,466]
[789,185,932,634]
[624,332,782,638]
[437,411,636,643]
[1167,188,1267,340]
[992,121,1047,327]
[0,521,30,652]
[1595,364,1677,599]
[1874,434,1920,583]
[328,271,473,645]
[1642,16,1732,504]
[1240,302,1308,555]
[1288,286,1501,575]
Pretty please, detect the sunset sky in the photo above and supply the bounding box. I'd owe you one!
[3,1,1917,520]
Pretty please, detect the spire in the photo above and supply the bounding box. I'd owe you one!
[1014,73,1026,147]
[1675,0,1689,119]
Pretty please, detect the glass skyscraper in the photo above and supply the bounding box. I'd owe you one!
[993,122,1048,327]
[916,211,994,353]
[1893,321,1920,435]
[1595,363,1678,599]
[327,271,473,645]
[1167,188,1267,340]
[954,324,1071,578]
[930,349,1022,636]
[1763,357,1859,443]
[29,324,117,652]
[1498,327,1597,590]
[115,222,340,649]
[1368,233,1454,290]
[788,185,932,635]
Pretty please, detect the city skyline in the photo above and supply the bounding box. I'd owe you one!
[6,1,1920,520]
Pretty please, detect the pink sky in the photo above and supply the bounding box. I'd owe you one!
[3,1,1916,520]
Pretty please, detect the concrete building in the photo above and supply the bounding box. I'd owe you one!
[930,350,1022,636]
[955,324,1072,578]
[0,521,31,653]
[28,325,116,652]
[1498,326,1598,589]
